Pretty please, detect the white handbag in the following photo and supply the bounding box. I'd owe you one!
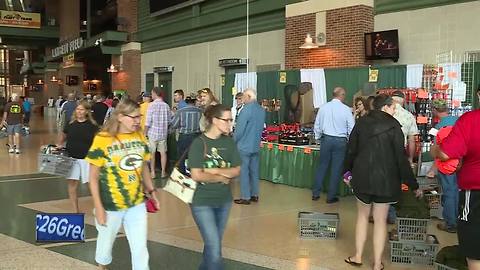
[163,137,205,204]
[163,167,198,204]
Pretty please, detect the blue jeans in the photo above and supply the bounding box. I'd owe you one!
[95,203,149,270]
[177,133,200,174]
[239,152,260,200]
[191,203,232,270]
[313,135,347,200]
[438,172,459,227]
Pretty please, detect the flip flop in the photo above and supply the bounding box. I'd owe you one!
[344,256,362,267]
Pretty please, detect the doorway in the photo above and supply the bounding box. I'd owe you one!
[157,72,172,106]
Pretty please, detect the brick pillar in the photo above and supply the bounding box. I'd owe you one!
[285,5,374,69]
[111,48,141,98]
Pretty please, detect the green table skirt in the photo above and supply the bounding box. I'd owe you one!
[259,143,352,197]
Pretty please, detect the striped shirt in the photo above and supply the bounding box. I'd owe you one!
[145,99,172,141]
[170,105,202,134]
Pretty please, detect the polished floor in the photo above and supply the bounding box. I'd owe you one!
[0,111,458,270]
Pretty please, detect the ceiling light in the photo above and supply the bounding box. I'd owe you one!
[50,76,58,82]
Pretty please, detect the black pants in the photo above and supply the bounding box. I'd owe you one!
[177,133,200,174]
[458,190,480,260]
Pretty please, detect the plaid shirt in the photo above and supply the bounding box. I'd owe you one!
[170,105,202,134]
[145,99,172,141]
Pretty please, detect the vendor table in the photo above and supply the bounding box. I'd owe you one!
[259,142,352,197]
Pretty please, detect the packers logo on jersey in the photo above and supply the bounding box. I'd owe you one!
[10,105,21,114]
[119,154,143,171]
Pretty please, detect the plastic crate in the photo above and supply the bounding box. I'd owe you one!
[390,234,439,266]
[38,153,75,177]
[397,217,429,242]
[425,193,443,219]
[434,262,458,270]
[298,212,339,239]
[418,177,439,190]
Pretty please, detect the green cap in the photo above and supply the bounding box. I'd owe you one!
[432,99,448,110]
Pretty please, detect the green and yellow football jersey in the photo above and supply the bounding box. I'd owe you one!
[86,131,151,211]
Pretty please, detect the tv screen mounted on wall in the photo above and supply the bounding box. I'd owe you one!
[365,30,399,61]
[150,0,206,16]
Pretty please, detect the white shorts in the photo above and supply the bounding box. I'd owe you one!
[67,159,90,184]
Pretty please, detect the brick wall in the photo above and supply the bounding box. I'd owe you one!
[285,5,374,69]
[117,0,137,37]
[112,50,142,97]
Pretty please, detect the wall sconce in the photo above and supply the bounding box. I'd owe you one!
[50,76,58,82]
[299,33,319,49]
[36,79,43,85]
[107,64,118,73]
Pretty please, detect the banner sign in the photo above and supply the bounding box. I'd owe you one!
[51,38,84,58]
[36,213,85,242]
[0,11,40,29]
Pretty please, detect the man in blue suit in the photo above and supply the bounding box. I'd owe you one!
[233,89,266,205]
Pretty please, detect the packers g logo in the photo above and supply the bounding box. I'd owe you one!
[10,105,21,113]
[119,154,143,171]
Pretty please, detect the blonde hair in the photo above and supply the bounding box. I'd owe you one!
[102,98,140,136]
[200,87,218,106]
[70,100,97,125]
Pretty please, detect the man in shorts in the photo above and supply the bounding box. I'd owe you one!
[432,89,480,270]
[2,94,23,154]
[145,87,172,178]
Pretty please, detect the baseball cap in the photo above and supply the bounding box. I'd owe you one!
[142,92,151,97]
[391,90,405,99]
[432,99,448,110]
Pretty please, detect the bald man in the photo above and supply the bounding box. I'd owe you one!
[313,87,355,203]
[233,89,266,205]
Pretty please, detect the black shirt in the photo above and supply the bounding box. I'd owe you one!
[92,102,109,125]
[63,120,98,159]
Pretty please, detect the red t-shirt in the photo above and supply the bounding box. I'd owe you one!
[440,110,480,190]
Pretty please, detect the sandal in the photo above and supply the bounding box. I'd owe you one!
[344,256,362,267]
[373,262,384,270]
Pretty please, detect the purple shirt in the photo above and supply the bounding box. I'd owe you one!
[145,99,172,141]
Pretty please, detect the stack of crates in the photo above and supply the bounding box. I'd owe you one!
[390,217,440,266]
[418,177,443,219]
[298,212,339,239]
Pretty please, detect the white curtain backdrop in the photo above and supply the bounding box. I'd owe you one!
[406,64,423,88]
[300,68,327,108]
[232,72,257,122]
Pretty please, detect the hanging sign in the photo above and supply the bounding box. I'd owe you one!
[51,38,84,58]
[62,53,75,68]
[279,72,287,83]
[153,66,174,73]
[368,69,379,82]
[0,11,40,29]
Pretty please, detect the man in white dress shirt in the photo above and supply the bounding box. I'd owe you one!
[312,87,355,203]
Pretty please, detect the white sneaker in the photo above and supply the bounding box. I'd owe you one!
[15,148,20,154]
[8,148,14,153]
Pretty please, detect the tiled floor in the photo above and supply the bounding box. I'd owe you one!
[0,113,458,269]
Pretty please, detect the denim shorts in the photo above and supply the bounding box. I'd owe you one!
[6,124,22,135]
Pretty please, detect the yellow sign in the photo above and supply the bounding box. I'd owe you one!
[369,69,379,82]
[231,87,237,96]
[63,53,75,67]
[221,75,225,86]
[0,11,41,29]
[279,72,287,83]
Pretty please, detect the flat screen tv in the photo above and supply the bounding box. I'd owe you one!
[365,30,399,61]
[149,0,206,15]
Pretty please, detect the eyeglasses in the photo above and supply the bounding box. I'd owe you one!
[215,117,233,123]
[124,114,142,120]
